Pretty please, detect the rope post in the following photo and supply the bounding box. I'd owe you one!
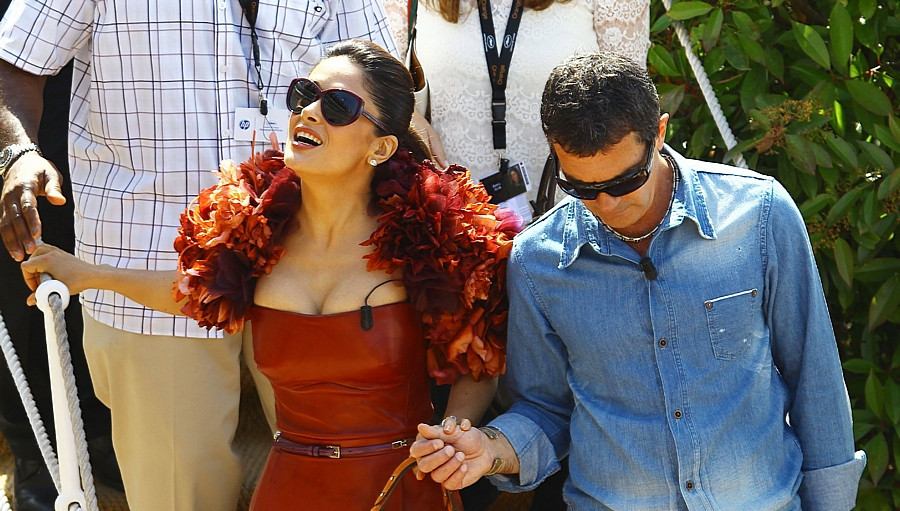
[34,277,88,511]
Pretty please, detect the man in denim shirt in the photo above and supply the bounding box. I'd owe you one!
[412,52,866,510]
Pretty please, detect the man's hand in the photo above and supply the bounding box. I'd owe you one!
[410,422,499,490]
[1,151,65,260]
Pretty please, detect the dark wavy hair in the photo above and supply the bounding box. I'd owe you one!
[540,52,659,157]
[324,40,433,210]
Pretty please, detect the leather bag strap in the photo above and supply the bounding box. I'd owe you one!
[370,457,462,511]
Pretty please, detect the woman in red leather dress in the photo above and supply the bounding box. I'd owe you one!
[22,40,521,510]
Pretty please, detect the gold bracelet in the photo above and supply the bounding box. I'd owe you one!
[478,426,504,475]
[485,457,504,476]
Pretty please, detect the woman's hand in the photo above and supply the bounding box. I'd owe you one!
[411,110,448,168]
[410,421,496,490]
[20,243,97,305]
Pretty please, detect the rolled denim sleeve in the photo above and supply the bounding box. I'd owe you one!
[799,451,867,510]
[486,240,574,491]
[765,181,865,508]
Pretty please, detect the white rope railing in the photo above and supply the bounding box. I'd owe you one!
[662,0,749,169]
[0,270,98,511]
[0,310,61,490]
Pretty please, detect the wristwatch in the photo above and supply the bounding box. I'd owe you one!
[0,143,42,179]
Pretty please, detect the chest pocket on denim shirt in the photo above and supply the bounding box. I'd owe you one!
[704,288,759,361]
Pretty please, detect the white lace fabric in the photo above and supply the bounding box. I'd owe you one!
[384,0,650,204]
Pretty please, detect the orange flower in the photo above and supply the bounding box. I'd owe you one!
[365,150,522,384]
[173,140,301,333]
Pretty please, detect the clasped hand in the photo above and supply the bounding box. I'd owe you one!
[410,416,495,490]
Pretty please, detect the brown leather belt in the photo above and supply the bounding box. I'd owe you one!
[272,431,411,459]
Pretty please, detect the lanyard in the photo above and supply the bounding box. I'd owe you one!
[476,0,524,153]
[238,0,268,115]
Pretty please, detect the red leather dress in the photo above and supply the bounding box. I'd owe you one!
[248,302,451,510]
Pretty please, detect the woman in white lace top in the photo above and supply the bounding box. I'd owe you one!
[384,0,650,213]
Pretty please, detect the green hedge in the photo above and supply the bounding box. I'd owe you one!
[650,0,899,508]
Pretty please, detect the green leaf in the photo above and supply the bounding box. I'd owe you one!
[889,115,900,144]
[869,274,900,330]
[818,165,838,187]
[648,45,680,77]
[857,141,895,173]
[877,166,900,201]
[845,79,893,115]
[799,194,832,218]
[885,378,900,424]
[701,8,724,52]
[740,66,767,113]
[723,34,750,71]
[872,124,900,153]
[829,3,854,72]
[785,134,817,174]
[858,0,877,18]
[824,132,858,168]
[731,11,756,34]
[738,37,766,65]
[853,422,875,442]
[833,238,855,288]
[831,98,846,136]
[865,370,885,419]
[859,189,879,231]
[810,142,833,169]
[843,358,882,374]
[764,48,784,81]
[792,22,831,70]
[650,14,673,33]
[865,433,887,485]
[826,187,860,224]
[856,258,900,282]
[789,64,829,88]
[666,1,714,20]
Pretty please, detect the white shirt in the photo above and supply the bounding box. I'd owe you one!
[383,0,649,205]
[0,0,396,337]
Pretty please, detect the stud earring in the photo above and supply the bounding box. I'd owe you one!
[369,158,378,166]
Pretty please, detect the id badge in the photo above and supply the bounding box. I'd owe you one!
[233,107,292,143]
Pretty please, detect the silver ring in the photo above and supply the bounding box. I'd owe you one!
[441,415,458,429]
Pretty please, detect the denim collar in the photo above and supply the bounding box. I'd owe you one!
[558,144,717,269]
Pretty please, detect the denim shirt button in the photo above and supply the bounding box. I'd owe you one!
[658,338,667,348]
[685,480,694,490]
[673,409,683,419]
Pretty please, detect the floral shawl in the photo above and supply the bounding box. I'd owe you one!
[173,143,522,384]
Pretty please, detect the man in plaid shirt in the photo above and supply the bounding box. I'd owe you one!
[0,1,396,509]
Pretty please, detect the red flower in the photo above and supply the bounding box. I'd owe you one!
[364,150,522,384]
[173,139,301,333]
[173,143,521,386]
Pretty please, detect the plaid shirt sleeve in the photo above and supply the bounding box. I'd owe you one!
[0,0,94,74]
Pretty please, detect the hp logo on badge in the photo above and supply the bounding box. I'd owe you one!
[239,119,251,130]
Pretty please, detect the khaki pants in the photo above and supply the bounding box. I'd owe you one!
[82,310,275,511]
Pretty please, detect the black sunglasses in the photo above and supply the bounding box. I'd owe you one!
[555,143,655,199]
[286,78,390,134]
